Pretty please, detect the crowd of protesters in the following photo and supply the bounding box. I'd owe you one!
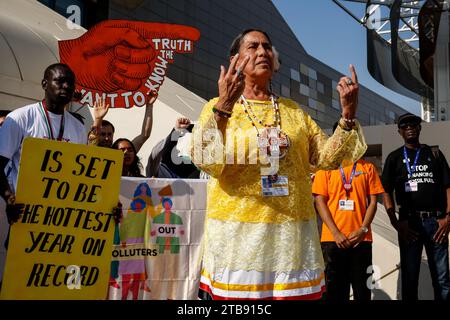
[0,29,449,301]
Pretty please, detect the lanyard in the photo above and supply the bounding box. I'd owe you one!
[403,146,421,176]
[40,100,65,141]
[340,162,357,199]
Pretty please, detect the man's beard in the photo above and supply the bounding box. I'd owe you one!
[54,95,72,106]
[405,136,419,144]
[99,141,113,148]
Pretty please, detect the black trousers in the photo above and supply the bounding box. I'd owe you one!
[321,241,373,301]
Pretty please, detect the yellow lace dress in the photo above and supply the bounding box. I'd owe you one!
[192,97,367,299]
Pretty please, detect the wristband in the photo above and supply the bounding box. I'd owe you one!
[212,106,232,118]
[338,117,356,131]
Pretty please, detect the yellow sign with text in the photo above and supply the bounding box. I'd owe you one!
[0,138,123,299]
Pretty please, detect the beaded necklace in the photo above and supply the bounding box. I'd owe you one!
[240,94,281,135]
[239,94,290,159]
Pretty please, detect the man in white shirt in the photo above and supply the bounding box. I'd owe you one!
[0,63,86,224]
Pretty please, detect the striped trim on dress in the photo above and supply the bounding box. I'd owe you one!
[199,269,325,300]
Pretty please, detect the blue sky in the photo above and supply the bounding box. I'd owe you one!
[272,0,421,115]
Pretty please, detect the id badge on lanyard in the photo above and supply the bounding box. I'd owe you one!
[40,100,65,141]
[261,175,289,197]
[403,146,421,193]
[405,181,418,192]
[339,163,357,211]
[339,199,355,211]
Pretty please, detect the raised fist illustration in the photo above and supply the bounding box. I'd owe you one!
[59,20,200,92]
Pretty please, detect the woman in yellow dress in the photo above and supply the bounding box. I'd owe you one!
[192,29,366,300]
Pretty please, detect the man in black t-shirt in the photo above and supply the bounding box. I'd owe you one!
[382,113,450,300]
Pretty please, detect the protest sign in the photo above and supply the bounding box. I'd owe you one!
[0,138,123,299]
[59,20,201,108]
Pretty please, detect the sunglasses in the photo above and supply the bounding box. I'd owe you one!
[399,122,419,129]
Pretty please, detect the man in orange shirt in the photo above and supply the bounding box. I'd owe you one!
[312,125,384,300]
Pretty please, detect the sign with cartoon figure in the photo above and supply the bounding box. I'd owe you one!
[109,177,206,300]
[151,185,185,254]
[0,138,123,299]
[59,20,201,108]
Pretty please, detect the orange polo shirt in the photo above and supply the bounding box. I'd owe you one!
[312,159,385,242]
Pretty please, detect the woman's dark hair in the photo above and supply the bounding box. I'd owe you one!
[229,29,273,57]
[0,110,11,117]
[112,138,143,177]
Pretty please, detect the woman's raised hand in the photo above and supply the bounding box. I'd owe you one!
[216,54,250,112]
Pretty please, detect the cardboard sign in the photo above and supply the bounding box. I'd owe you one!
[0,138,123,300]
[58,20,201,108]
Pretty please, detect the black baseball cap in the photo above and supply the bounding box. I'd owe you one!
[396,113,422,128]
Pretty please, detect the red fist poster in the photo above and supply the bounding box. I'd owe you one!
[59,20,200,108]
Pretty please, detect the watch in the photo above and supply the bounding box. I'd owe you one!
[360,226,369,233]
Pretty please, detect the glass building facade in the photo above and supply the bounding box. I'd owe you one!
[41,0,408,129]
